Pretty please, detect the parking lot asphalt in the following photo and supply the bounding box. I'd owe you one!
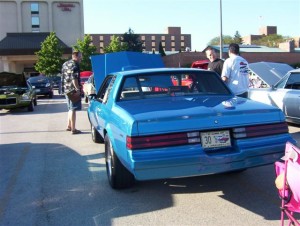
[1,91,300,226]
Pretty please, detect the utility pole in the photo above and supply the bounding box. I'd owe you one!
[219,0,223,59]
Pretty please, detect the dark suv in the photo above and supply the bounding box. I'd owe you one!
[28,75,53,98]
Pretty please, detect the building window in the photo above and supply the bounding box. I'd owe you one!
[162,42,165,47]
[171,48,176,52]
[152,42,156,47]
[181,36,185,41]
[141,36,145,41]
[31,16,40,32]
[171,42,175,47]
[161,36,165,41]
[31,16,39,26]
[99,36,103,41]
[151,36,155,41]
[100,42,104,47]
[31,3,39,14]
[181,42,185,47]
[171,36,175,41]
[31,3,39,31]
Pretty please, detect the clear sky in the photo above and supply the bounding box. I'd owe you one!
[83,0,300,51]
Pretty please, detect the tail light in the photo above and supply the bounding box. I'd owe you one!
[233,122,288,138]
[127,132,200,150]
[127,122,288,150]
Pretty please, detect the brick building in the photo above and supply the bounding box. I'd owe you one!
[163,44,300,68]
[89,27,192,54]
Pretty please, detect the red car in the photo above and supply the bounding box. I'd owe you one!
[191,59,209,69]
[172,60,209,87]
[80,71,93,95]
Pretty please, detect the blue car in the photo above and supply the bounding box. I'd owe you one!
[87,67,295,189]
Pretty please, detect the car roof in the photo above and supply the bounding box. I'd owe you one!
[28,75,50,82]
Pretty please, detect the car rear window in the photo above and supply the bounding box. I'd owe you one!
[119,71,231,100]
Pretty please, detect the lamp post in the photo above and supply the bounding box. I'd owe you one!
[219,0,223,59]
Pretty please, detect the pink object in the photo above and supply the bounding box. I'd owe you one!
[275,142,300,226]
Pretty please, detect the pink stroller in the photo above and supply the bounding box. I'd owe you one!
[275,142,300,226]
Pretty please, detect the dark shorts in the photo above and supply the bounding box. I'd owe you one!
[65,94,82,111]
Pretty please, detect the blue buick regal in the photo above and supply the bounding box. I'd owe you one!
[87,67,295,189]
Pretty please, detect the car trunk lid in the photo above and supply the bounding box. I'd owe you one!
[116,96,284,135]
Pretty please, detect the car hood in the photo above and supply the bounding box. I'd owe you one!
[249,62,293,86]
[116,96,284,135]
[0,72,27,87]
[91,51,164,91]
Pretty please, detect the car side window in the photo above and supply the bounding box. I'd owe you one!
[97,75,115,103]
[276,76,289,89]
[285,73,300,89]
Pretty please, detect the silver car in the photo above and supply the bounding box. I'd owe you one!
[248,68,300,124]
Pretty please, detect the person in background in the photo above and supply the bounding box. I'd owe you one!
[221,43,249,98]
[61,50,82,134]
[205,47,224,76]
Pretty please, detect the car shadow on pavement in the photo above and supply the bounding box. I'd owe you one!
[1,141,296,225]
[0,142,173,226]
[143,166,281,221]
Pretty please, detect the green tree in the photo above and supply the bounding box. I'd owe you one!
[158,41,166,56]
[35,32,63,76]
[121,28,143,52]
[252,34,286,47]
[73,34,97,71]
[103,35,128,53]
[208,35,234,45]
[233,31,243,44]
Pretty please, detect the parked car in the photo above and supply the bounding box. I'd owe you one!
[191,59,209,69]
[49,75,61,89]
[248,68,300,124]
[83,74,95,103]
[27,75,53,98]
[0,72,37,111]
[88,67,295,189]
[248,62,294,88]
[80,71,93,96]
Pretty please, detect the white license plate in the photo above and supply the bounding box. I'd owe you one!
[35,89,40,92]
[201,130,231,149]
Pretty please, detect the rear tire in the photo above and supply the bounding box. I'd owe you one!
[105,135,134,189]
[91,124,104,143]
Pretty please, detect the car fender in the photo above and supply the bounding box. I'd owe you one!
[105,123,132,172]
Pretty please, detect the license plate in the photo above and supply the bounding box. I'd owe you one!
[35,89,40,92]
[201,130,231,149]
